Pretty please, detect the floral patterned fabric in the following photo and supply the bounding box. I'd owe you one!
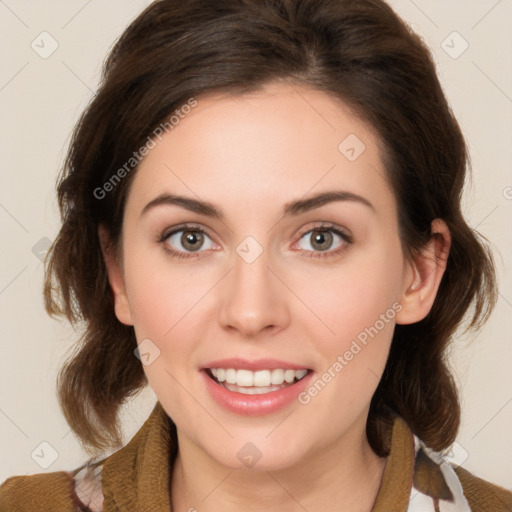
[408,436,470,511]
[72,459,105,512]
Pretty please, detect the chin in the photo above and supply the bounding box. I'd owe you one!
[198,431,312,472]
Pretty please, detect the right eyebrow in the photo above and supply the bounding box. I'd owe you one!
[140,193,223,219]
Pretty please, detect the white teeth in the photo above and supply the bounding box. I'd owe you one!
[270,369,284,385]
[253,370,271,387]
[209,368,309,388]
[284,369,296,383]
[236,369,253,387]
[225,368,237,384]
[223,382,284,394]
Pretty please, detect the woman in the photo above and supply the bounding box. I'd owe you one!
[1,0,511,510]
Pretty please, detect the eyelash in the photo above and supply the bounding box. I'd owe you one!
[157,222,353,261]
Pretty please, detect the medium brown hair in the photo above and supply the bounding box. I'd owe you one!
[44,0,497,456]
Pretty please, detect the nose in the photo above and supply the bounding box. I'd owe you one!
[217,247,290,338]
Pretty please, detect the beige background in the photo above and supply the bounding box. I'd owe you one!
[1,0,511,489]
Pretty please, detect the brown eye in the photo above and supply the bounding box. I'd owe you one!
[309,230,334,251]
[298,229,343,252]
[163,227,215,255]
[181,230,204,251]
[295,225,352,259]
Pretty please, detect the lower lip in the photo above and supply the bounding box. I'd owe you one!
[201,370,314,416]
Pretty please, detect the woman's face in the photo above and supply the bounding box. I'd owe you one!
[110,81,415,470]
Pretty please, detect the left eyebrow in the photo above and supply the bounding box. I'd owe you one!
[282,190,375,217]
[140,189,375,219]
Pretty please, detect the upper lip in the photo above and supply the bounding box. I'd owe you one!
[203,358,311,371]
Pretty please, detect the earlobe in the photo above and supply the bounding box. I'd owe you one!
[98,225,134,326]
[395,219,451,325]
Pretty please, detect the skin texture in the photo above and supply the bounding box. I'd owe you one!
[100,81,451,511]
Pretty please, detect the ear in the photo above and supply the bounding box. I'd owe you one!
[395,219,451,325]
[98,224,134,326]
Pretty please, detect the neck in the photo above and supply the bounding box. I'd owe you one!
[170,419,387,512]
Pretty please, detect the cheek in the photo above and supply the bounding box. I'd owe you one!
[294,239,403,410]
[298,247,403,348]
[123,250,208,415]
[123,242,204,341]
[123,247,215,404]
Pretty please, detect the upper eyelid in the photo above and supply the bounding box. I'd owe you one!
[162,222,214,239]
[299,222,349,235]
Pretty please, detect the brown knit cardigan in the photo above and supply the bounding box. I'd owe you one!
[1,402,511,511]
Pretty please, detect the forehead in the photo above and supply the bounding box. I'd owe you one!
[127,81,395,221]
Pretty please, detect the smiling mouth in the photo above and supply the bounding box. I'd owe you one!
[206,368,311,395]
